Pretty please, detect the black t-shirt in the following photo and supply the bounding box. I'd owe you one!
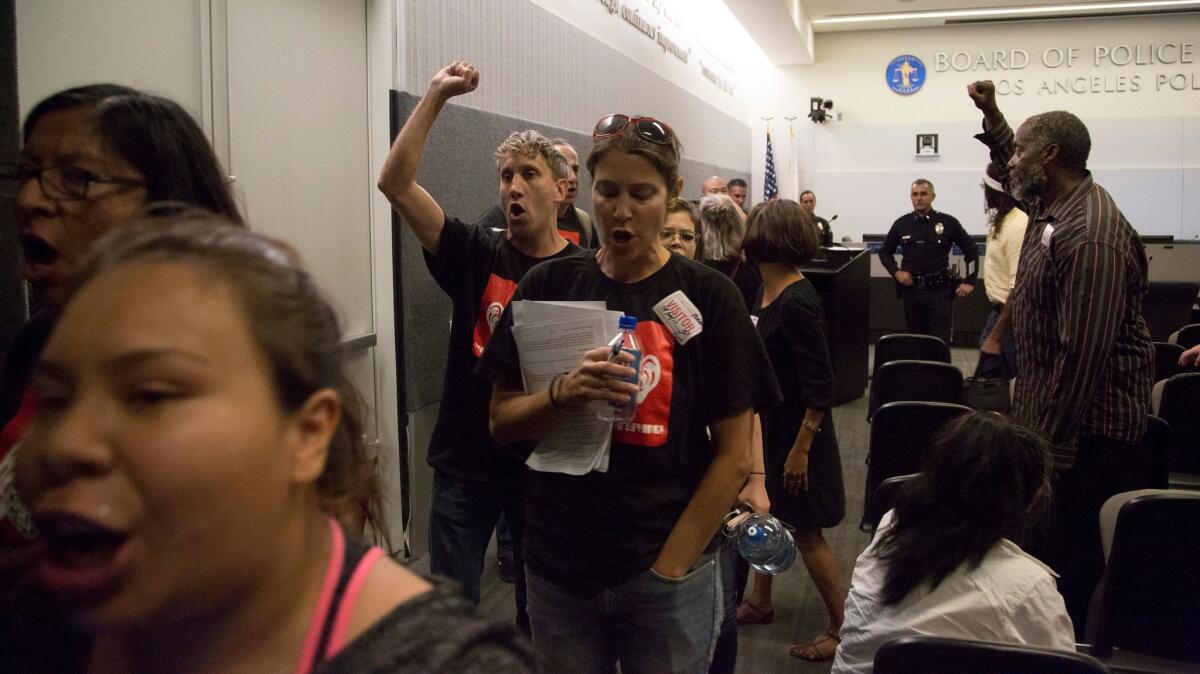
[477,252,781,596]
[424,217,581,481]
[703,258,762,313]
[475,202,597,249]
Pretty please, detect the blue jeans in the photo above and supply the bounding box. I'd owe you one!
[707,544,739,674]
[428,470,526,628]
[978,306,1017,378]
[526,552,723,674]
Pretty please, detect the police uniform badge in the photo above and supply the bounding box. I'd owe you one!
[934,222,944,235]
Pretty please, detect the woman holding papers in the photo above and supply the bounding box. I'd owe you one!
[479,114,780,673]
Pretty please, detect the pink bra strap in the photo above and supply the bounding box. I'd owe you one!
[324,546,386,658]
[294,519,345,674]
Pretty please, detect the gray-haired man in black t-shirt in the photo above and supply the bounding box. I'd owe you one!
[378,60,580,630]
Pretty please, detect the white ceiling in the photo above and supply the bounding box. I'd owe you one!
[725,0,1200,63]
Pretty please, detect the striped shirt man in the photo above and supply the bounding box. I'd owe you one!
[975,118,1153,465]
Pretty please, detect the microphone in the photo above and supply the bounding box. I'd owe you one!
[830,214,839,222]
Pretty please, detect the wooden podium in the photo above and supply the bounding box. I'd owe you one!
[800,247,871,405]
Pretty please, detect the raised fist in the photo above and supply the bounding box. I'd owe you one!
[430,61,480,99]
[967,80,997,112]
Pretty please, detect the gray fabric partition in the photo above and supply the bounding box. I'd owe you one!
[390,89,749,413]
[1,0,27,380]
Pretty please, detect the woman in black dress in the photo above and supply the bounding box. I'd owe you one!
[738,199,847,661]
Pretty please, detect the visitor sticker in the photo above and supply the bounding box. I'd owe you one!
[653,290,704,345]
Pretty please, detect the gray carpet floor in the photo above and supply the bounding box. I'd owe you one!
[466,347,981,673]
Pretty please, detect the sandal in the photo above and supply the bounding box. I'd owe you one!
[735,600,774,625]
[789,629,841,661]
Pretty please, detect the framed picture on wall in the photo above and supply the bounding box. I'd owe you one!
[916,133,939,156]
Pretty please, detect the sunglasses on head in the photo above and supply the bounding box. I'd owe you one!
[593,114,676,146]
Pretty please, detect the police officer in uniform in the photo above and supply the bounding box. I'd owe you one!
[879,179,978,343]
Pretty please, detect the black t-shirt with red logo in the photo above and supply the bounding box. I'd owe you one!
[477,252,781,596]
[423,217,581,481]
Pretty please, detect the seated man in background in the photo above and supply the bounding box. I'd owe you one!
[378,60,580,630]
[800,190,833,247]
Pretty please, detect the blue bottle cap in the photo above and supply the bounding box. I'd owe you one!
[619,315,638,330]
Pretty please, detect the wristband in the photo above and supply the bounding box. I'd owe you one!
[548,374,564,410]
[801,419,821,433]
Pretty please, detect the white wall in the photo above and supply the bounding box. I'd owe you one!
[744,14,1200,241]
[15,0,406,549]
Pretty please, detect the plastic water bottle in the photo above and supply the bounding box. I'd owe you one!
[597,315,641,423]
[724,504,796,575]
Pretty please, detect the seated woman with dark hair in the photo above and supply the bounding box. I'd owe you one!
[832,410,1074,673]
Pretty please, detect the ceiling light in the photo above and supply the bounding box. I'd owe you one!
[812,0,1200,25]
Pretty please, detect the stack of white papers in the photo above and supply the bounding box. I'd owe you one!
[510,300,624,475]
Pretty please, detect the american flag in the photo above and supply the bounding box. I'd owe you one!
[763,131,778,201]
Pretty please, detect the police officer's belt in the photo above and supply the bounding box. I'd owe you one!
[911,270,954,289]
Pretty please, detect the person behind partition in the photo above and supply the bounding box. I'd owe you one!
[737,200,847,662]
[727,178,749,212]
[833,411,1073,673]
[377,60,581,628]
[800,190,833,247]
[479,113,780,673]
[5,217,535,672]
[700,194,760,312]
[878,179,977,344]
[0,84,244,545]
[700,175,728,199]
[662,198,704,261]
[978,161,1027,379]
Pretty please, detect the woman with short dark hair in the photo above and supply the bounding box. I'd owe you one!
[736,199,847,661]
[832,411,1073,673]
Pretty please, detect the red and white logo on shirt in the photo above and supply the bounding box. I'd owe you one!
[473,274,519,357]
[615,321,674,447]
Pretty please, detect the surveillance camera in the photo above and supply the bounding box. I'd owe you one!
[810,96,824,112]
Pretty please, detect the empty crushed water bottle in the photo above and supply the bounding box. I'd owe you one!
[723,502,796,575]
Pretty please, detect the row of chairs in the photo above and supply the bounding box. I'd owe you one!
[866,333,1200,492]
[862,403,1191,528]
[870,490,1200,672]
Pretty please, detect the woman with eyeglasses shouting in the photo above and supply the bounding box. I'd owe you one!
[0,85,243,549]
[479,114,781,672]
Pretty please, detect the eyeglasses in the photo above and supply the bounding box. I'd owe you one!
[593,114,676,146]
[1,165,146,201]
[659,228,697,244]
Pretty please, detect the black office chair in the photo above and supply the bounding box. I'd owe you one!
[873,333,951,377]
[862,402,971,530]
[875,636,1111,674]
[1169,322,1200,350]
[1086,491,1200,669]
[871,473,918,526]
[869,359,964,420]
[1152,341,1184,384]
[1143,415,1171,490]
[1144,282,1199,341]
[1153,373,1200,478]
